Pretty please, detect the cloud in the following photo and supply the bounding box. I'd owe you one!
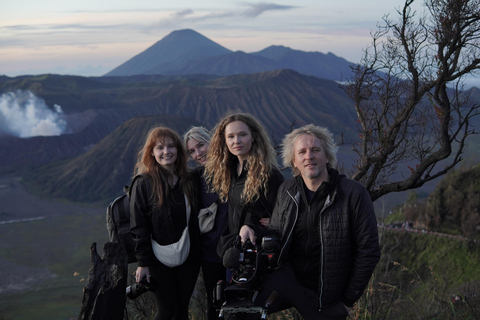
[0,90,67,138]
[141,2,298,33]
[241,2,298,18]
[172,9,194,18]
[146,8,235,30]
[1,22,139,33]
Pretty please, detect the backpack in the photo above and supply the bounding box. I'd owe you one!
[106,174,143,264]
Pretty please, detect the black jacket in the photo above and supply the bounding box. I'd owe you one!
[130,173,201,267]
[195,166,229,263]
[253,170,381,309]
[217,160,284,257]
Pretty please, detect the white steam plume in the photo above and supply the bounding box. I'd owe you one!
[0,90,67,138]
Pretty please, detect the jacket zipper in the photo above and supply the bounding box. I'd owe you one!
[318,194,333,311]
[318,204,324,311]
[277,191,299,265]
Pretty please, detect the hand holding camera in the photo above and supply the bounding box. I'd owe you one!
[126,276,156,300]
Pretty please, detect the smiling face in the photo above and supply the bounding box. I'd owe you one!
[293,134,329,187]
[152,137,178,172]
[186,138,209,165]
[225,120,253,162]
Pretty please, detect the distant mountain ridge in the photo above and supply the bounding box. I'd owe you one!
[2,72,479,205]
[104,29,354,81]
[0,70,358,183]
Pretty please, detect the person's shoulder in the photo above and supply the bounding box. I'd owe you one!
[130,173,151,193]
[338,176,368,194]
[279,176,297,191]
[194,165,204,174]
[134,172,149,184]
[271,166,285,180]
[190,165,204,178]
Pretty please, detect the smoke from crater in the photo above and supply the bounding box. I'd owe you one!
[0,90,66,138]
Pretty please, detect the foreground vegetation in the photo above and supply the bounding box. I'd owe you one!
[354,230,480,319]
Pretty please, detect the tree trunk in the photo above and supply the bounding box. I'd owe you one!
[78,242,128,320]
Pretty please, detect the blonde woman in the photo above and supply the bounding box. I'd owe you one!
[184,126,229,320]
[130,127,201,320]
[204,113,284,256]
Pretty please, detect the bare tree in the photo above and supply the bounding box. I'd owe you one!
[343,0,480,201]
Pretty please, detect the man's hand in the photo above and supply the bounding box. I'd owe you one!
[239,225,256,245]
[259,217,270,227]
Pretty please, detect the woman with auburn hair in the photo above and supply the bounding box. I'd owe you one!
[130,126,201,320]
[204,113,284,255]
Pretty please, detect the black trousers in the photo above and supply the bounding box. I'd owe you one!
[253,262,349,320]
[149,258,200,320]
[202,260,227,320]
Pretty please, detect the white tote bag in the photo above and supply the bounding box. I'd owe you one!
[151,195,191,268]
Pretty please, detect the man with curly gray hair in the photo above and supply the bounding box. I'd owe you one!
[240,124,380,320]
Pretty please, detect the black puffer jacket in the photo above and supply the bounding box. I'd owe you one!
[254,170,380,309]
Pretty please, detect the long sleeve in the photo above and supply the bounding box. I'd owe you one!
[130,177,155,267]
[342,185,381,307]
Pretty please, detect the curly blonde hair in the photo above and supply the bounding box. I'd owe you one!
[134,127,193,208]
[204,113,277,203]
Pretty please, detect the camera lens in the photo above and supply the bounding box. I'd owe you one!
[126,278,152,299]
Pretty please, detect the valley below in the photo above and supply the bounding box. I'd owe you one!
[0,175,108,320]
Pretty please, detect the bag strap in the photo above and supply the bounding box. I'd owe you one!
[126,174,144,197]
[184,194,191,223]
[113,195,129,224]
[114,174,144,224]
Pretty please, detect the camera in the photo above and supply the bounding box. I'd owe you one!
[126,276,155,299]
[215,236,278,318]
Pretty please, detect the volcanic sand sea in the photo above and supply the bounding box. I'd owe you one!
[0,175,106,319]
[0,176,101,223]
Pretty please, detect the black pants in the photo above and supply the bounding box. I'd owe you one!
[253,262,349,320]
[149,258,200,320]
[202,260,227,320]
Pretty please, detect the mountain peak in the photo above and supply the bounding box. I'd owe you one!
[158,29,219,47]
[104,29,232,76]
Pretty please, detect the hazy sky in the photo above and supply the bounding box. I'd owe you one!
[0,0,424,77]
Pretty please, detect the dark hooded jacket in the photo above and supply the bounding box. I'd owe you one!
[252,169,381,309]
